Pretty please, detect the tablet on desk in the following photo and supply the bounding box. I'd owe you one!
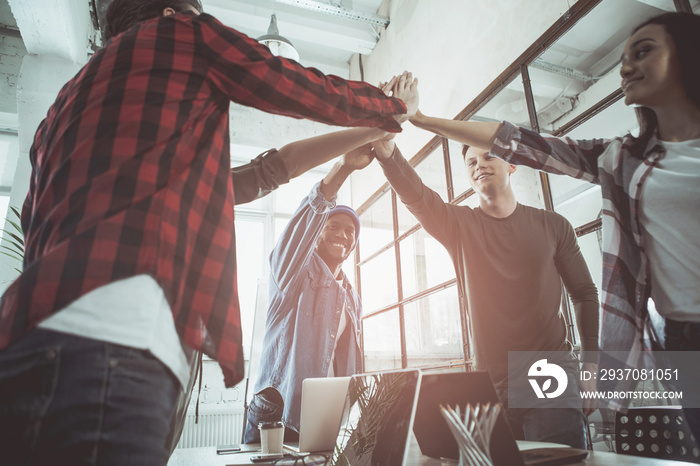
[219,450,274,466]
[249,453,284,463]
[224,452,328,466]
[216,444,241,454]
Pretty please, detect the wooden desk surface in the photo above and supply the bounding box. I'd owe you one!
[169,440,697,466]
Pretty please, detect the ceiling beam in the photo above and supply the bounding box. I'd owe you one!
[206,3,377,54]
[275,0,389,27]
[7,0,93,64]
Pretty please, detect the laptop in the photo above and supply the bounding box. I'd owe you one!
[329,369,422,466]
[284,376,351,453]
[412,371,588,466]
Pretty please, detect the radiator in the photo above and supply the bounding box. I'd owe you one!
[175,408,245,449]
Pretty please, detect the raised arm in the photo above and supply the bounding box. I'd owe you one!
[269,132,376,293]
[392,72,607,183]
[196,14,412,132]
[412,111,502,149]
[231,150,288,205]
[318,144,373,202]
[389,72,501,148]
[280,127,385,180]
[372,133,460,248]
[231,127,387,205]
[554,217,600,414]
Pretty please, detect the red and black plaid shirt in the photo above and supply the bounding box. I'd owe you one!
[0,12,405,387]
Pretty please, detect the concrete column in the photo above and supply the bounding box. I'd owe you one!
[0,55,83,292]
[0,0,91,291]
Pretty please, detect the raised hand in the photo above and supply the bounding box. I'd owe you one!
[371,132,396,161]
[393,71,419,121]
[380,75,399,97]
[341,143,375,170]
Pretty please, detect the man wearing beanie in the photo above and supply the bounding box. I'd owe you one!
[244,138,368,443]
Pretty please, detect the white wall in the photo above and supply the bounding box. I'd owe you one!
[347,0,574,209]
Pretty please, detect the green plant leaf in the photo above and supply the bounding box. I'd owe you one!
[1,205,25,266]
[0,249,23,263]
[6,218,24,236]
[0,229,24,247]
[0,241,23,253]
[2,230,24,252]
[0,236,24,253]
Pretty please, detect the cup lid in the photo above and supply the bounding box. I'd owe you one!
[258,421,284,430]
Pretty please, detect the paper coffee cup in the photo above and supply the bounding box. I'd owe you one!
[259,421,284,454]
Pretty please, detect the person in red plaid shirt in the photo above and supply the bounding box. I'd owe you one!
[0,0,413,463]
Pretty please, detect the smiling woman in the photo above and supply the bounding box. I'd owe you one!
[623,13,700,154]
[620,24,683,107]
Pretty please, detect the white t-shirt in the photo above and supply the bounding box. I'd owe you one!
[38,275,193,389]
[328,277,348,377]
[640,138,700,322]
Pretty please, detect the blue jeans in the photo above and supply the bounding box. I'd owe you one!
[664,319,700,448]
[0,329,179,465]
[243,387,300,444]
[497,366,587,449]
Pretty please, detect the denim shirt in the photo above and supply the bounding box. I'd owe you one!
[253,182,363,432]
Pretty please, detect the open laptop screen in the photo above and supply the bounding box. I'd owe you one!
[329,369,421,466]
[291,376,350,453]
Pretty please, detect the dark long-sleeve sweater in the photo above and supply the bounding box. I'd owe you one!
[379,147,599,388]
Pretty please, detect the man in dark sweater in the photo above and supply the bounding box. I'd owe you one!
[369,75,599,448]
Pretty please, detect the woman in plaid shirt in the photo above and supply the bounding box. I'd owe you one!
[392,12,700,445]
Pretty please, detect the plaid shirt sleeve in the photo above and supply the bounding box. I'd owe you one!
[231,149,289,205]
[491,121,611,184]
[195,13,406,132]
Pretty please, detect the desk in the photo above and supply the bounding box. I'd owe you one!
[168,437,697,466]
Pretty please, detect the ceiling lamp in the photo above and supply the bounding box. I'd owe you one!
[258,14,300,62]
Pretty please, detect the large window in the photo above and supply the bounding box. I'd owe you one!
[357,141,467,371]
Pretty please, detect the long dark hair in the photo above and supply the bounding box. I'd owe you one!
[104,0,203,41]
[630,12,700,156]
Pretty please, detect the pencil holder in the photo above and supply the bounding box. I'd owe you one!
[440,403,501,466]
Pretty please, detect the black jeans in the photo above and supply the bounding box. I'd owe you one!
[0,329,179,465]
[496,362,587,449]
[664,318,700,449]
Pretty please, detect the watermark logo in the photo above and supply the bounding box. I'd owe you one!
[528,359,568,399]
